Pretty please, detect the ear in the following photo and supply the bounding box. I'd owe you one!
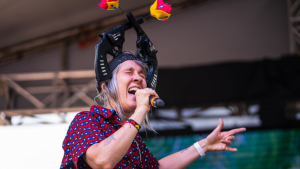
[101,83,106,93]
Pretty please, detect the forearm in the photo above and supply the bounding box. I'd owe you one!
[85,123,137,168]
[84,108,146,168]
[158,139,208,169]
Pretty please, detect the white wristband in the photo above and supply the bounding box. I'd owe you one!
[193,142,205,157]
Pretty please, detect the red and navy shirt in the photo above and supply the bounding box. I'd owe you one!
[60,105,159,169]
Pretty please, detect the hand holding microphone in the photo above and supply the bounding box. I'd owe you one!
[135,88,165,109]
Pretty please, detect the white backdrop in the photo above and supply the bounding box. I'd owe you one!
[0,124,68,168]
[0,112,79,168]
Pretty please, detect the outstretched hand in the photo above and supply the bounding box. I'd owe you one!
[205,118,246,152]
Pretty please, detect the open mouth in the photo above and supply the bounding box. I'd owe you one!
[128,87,140,95]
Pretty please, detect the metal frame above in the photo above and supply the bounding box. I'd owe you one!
[0,0,216,66]
[287,0,300,53]
[0,70,96,125]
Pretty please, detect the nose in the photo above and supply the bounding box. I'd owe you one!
[133,73,143,83]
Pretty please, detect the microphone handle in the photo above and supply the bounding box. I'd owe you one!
[149,95,165,108]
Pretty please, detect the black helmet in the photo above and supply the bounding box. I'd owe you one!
[95,12,158,90]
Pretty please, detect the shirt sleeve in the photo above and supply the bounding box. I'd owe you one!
[62,112,106,168]
[138,135,159,169]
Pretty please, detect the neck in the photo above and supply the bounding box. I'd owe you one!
[105,101,131,124]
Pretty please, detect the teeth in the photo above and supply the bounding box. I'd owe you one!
[129,87,139,92]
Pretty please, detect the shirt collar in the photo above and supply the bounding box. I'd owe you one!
[90,105,121,124]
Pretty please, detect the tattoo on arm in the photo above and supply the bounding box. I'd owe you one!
[181,147,189,153]
[104,134,116,146]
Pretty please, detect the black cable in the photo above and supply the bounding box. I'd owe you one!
[119,7,126,14]
[143,14,151,20]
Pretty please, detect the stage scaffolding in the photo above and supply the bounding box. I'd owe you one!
[0,69,259,126]
[0,0,298,127]
[0,70,96,125]
[0,0,224,126]
[287,0,300,53]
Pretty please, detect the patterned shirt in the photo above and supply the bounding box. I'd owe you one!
[60,105,159,169]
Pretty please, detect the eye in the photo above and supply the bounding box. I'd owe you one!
[164,16,168,18]
[140,74,146,79]
[111,5,114,7]
[159,17,163,19]
[125,71,133,75]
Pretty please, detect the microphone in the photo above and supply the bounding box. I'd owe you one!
[149,96,165,108]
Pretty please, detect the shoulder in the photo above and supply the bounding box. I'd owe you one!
[70,105,114,125]
[68,111,97,129]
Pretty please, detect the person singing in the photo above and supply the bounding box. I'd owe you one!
[60,51,246,169]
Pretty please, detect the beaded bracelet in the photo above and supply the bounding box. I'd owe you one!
[124,119,140,131]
